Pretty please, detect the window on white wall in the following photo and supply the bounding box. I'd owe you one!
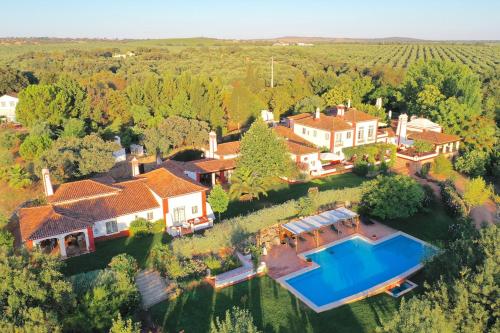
[313,130,317,137]
[357,129,364,141]
[325,133,330,140]
[335,133,341,142]
[347,132,352,139]
[192,206,198,214]
[302,128,306,135]
[147,212,154,220]
[368,125,375,138]
[105,220,118,234]
[173,207,186,223]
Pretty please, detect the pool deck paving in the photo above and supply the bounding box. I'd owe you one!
[263,220,397,279]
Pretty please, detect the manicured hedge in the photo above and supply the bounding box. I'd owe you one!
[172,187,363,257]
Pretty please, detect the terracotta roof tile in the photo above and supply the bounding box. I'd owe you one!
[189,159,236,173]
[407,131,460,145]
[139,167,207,198]
[274,125,311,145]
[48,180,120,204]
[19,206,92,241]
[291,113,353,131]
[285,141,319,155]
[343,109,378,123]
[216,141,240,156]
[55,179,160,222]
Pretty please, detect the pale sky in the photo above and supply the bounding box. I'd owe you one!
[1,0,499,40]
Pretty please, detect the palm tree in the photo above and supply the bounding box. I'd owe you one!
[229,168,272,201]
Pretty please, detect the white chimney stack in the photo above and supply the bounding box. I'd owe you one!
[209,131,217,158]
[347,99,351,108]
[156,152,162,166]
[376,97,382,110]
[337,105,345,117]
[131,157,140,177]
[314,107,320,119]
[388,110,392,120]
[396,114,408,145]
[41,168,54,196]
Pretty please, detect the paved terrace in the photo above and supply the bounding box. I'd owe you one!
[263,221,397,279]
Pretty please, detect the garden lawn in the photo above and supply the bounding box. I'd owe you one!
[151,199,457,333]
[224,173,364,218]
[150,276,399,333]
[62,231,171,276]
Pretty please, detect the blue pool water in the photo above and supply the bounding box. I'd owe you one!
[286,234,436,307]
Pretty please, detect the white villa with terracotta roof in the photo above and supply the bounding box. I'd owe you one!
[0,93,19,122]
[19,164,215,257]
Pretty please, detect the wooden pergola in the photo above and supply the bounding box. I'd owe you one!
[281,208,359,253]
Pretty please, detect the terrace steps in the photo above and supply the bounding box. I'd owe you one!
[135,269,171,309]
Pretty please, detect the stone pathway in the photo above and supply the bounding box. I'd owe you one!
[135,269,170,309]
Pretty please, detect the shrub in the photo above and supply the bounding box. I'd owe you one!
[439,180,467,218]
[108,254,138,279]
[462,177,492,213]
[70,269,103,297]
[431,155,453,178]
[353,160,370,177]
[361,175,425,220]
[295,196,315,217]
[413,140,434,153]
[210,306,261,333]
[172,186,362,257]
[0,230,14,249]
[454,150,488,177]
[129,218,153,237]
[204,255,222,272]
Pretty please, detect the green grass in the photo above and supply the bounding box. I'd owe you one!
[150,276,399,333]
[150,199,456,333]
[62,231,171,276]
[223,173,364,218]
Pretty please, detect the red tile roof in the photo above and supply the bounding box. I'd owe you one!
[48,180,120,204]
[216,141,240,156]
[55,179,160,222]
[343,109,378,123]
[139,167,207,198]
[407,131,460,145]
[285,141,319,155]
[274,126,319,156]
[19,206,92,241]
[291,113,353,131]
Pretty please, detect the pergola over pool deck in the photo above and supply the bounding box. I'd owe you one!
[281,208,359,252]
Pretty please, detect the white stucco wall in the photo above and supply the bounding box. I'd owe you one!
[166,191,204,227]
[292,152,321,172]
[354,120,378,146]
[93,207,163,237]
[0,95,18,122]
[332,129,354,159]
[293,124,331,149]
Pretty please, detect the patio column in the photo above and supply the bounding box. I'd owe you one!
[57,235,67,257]
[211,172,216,186]
[86,226,95,252]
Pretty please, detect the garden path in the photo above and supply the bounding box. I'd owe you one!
[135,269,171,309]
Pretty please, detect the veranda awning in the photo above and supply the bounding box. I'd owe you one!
[282,208,358,235]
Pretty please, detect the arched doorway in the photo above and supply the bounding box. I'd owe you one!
[64,232,88,256]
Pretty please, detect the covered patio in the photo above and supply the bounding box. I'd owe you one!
[33,228,94,258]
[280,208,360,253]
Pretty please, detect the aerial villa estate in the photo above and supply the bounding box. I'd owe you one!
[17,104,457,310]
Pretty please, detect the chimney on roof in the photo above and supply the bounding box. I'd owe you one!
[347,99,351,108]
[209,131,218,158]
[131,157,140,177]
[376,97,382,110]
[388,110,392,120]
[314,107,320,120]
[156,151,162,166]
[396,114,408,145]
[41,168,54,196]
[337,105,345,117]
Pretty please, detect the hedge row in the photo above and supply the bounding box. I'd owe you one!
[172,186,363,257]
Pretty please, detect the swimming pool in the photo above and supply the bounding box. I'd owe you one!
[279,232,437,312]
